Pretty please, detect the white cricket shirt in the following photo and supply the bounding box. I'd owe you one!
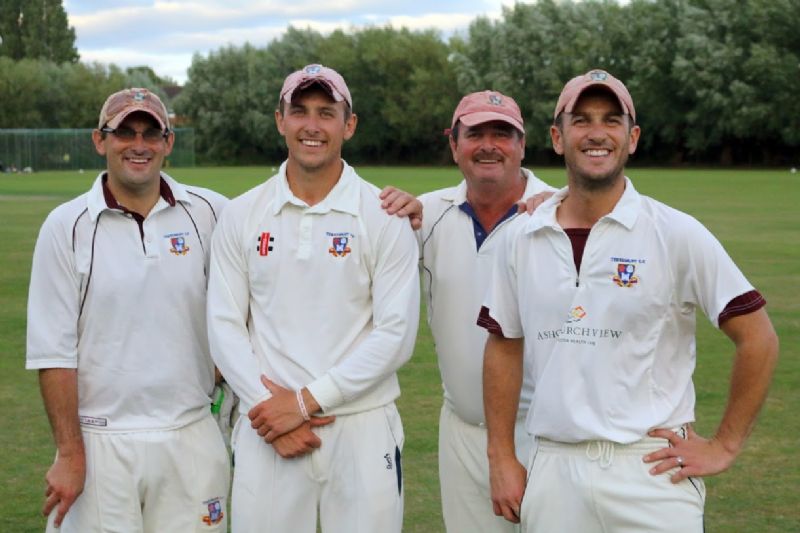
[484,178,755,443]
[420,169,553,425]
[207,161,420,414]
[26,172,227,432]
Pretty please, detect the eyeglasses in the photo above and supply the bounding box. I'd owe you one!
[101,126,169,142]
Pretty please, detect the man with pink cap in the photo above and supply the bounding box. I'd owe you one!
[27,88,230,532]
[404,90,553,532]
[479,69,778,531]
[207,64,420,532]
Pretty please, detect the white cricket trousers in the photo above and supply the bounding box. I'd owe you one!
[46,415,231,533]
[521,434,705,533]
[231,403,404,533]
[439,401,531,533]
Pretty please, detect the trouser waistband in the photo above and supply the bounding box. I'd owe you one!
[536,426,688,468]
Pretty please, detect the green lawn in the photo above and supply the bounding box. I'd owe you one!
[1,166,798,532]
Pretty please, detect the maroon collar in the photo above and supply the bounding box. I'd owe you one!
[101,174,176,214]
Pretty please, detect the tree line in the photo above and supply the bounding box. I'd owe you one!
[2,0,798,166]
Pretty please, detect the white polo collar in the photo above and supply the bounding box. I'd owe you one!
[86,171,191,221]
[524,176,641,234]
[271,159,360,216]
[439,168,543,207]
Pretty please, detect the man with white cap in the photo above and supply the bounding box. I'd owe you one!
[27,88,230,532]
[479,69,779,532]
[403,90,552,532]
[207,64,419,532]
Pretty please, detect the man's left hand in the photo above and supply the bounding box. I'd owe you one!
[248,375,305,442]
[642,425,737,483]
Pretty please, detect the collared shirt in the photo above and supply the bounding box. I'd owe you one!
[458,202,519,251]
[207,160,420,415]
[26,172,227,431]
[419,169,554,425]
[481,178,756,443]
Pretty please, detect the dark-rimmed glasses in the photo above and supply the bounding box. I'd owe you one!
[100,126,169,143]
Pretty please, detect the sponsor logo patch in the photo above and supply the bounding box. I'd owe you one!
[202,497,224,525]
[566,305,586,323]
[257,232,275,256]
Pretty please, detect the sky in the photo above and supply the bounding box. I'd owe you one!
[63,1,520,84]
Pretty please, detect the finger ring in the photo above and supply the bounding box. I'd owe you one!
[676,456,684,466]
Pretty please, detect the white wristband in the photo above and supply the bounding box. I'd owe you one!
[296,389,311,421]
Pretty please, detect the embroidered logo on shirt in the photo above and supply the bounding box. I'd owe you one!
[326,232,354,257]
[165,232,190,255]
[566,306,587,323]
[329,236,351,257]
[612,263,639,287]
[257,232,275,256]
[201,497,224,525]
[169,236,190,255]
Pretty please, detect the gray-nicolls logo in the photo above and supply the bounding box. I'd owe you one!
[384,453,393,470]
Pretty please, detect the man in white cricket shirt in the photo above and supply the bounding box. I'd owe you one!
[480,69,779,532]
[26,88,230,532]
[206,64,419,533]
[415,90,552,532]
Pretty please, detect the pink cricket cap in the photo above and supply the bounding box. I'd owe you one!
[280,64,352,108]
[554,69,636,122]
[98,88,170,130]
[449,90,524,134]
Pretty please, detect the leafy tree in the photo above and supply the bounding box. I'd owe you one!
[0,0,77,62]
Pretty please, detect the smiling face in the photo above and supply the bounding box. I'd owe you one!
[92,111,173,198]
[450,120,525,194]
[550,88,640,191]
[275,85,357,179]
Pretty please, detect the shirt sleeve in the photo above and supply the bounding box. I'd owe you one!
[306,216,421,411]
[674,217,755,328]
[26,209,81,369]
[480,222,524,339]
[206,206,271,409]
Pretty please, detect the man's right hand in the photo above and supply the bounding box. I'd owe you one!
[43,451,86,527]
[489,455,527,524]
[270,416,335,458]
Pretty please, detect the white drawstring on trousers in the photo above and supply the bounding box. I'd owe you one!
[585,440,615,468]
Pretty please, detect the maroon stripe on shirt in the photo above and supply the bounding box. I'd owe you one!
[477,306,505,337]
[719,290,766,325]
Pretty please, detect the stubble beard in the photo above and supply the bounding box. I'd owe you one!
[566,150,629,192]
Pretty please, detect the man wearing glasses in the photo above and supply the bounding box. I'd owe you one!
[26,88,230,532]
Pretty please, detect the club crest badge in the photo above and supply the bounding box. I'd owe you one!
[589,70,608,81]
[329,236,351,257]
[169,236,190,255]
[613,263,639,287]
[133,90,146,101]
[489,93,503,105]
[305,64,322,75]
[201,497,224,525]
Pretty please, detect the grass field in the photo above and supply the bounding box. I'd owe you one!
[1,166,798,532]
